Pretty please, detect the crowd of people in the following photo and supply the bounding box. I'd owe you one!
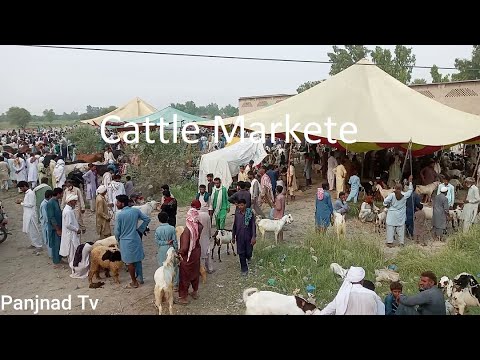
[313,148,480,247]
[4,123,480,313]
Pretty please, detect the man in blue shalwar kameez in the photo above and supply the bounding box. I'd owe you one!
[114,195,151,289]
[232,199,256,276]
[155,211,179,290]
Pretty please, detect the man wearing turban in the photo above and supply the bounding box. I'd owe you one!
[318,266,385,315]
[60,194,81,275]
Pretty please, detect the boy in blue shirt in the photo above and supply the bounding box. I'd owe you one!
[385,281,402,315]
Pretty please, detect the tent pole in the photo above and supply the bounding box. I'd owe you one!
[361,152,365,181]
[285,141,294,205]
[473,148,480,181]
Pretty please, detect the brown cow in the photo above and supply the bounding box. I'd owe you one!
[76,152,103,163]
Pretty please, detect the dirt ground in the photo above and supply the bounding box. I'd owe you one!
[0,169,451,315]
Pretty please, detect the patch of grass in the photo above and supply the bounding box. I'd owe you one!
[253,225,480,314]
[0,119,76,130]
[171,181,197,207]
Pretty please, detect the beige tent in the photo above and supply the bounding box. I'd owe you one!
[80,97,157,126]
[203,59,480,155]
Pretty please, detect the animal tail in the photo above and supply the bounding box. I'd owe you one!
[243,288,258,303]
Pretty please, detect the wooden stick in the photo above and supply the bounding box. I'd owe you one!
[473,147,480,181]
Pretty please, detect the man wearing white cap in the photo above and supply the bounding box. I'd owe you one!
[318,266,385,315]
[463,177,480,233]
[432,186,450,242]
[60,194,81,274]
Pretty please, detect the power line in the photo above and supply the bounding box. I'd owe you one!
[15,45,474,72]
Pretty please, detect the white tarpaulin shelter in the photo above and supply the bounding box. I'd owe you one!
[198,137,267,188]
[80,97,157,126]
[199,59,480,155]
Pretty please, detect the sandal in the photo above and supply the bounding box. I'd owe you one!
[190,292,199,300]
[124,283,139,289]
[174,298,189,305]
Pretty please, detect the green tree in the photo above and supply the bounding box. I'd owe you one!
[327,45,370,75]
[99,106,117,116]
[451,45,480,81]
[411,78,427,84]
[221,104,239,117]
[6,107,32,129]
[297,80,322,93]
[43,109,56,123]
[371,45,416,84]
[430,65,450,83]
[67,126,104,153]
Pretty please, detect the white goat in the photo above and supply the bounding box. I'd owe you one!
[374,208,387,233]
[449,178,462,191]
[332,212,346,240]
[415,181,440,203]
[93,235,118,248]
[153,247,177,315]
[330,263,348,279]
[133,200,160,217]
[374,268,400,283]
[257,214,293,244]
[243,288,318,315]
[422,205,433,221]
[446,169,462,179]
[374,184,394,200]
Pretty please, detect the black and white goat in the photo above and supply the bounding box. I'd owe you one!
[439,273,480,315]
[243,288,319,315]
[211,229,236,262]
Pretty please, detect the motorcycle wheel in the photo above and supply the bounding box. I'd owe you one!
[0,227,7,244]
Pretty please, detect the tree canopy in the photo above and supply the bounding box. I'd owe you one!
[6,107,32,129]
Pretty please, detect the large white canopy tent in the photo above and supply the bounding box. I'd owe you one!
[80,97,157,127]
[200,59,480,156]
[198,137,267,188]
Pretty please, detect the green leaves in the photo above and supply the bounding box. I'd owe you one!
[6,107,32,129]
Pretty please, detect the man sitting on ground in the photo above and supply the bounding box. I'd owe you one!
[396,271,446,315]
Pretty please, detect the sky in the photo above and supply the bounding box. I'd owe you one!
[0,45,474,115]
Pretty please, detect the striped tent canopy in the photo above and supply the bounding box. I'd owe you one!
[201,59,480,156]
[107,106,209,129]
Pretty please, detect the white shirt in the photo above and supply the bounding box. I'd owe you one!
[104,151,115,164]
[198,193,213,212]
[327,156,338,170]
[319,284,385,315]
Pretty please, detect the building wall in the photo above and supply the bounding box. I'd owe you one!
[409,81,480,115]
[238,80,480,116]
[238,94,294,115]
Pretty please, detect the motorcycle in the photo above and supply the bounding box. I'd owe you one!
[0,200,11,244]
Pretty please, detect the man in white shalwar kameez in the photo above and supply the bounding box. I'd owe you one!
[16,181,43,251]
[463,177,480,233]
[13,156,27,193]
[27,154,39,189]
[103,168,113,189]
[61,180,86,233]
[60,194,81,275]
[107,175,126,216]
[318,266,385,315]
[327,153,338,191]
[53,159,66,189]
